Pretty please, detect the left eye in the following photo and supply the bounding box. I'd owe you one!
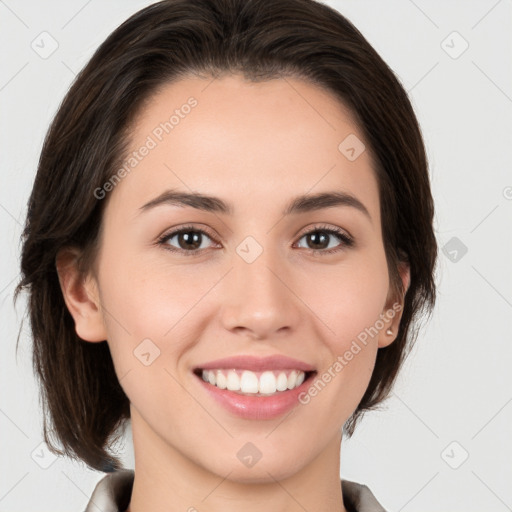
[295,228,353,252]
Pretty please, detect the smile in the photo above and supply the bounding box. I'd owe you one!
[198,369,312,395]
[192,355,317,420]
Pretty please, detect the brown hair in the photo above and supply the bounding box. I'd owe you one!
[16,0,437,472]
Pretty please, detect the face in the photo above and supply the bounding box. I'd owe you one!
[78,74,405,482]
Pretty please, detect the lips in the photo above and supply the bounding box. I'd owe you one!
[194,354,316,372]
[192,355,316,420]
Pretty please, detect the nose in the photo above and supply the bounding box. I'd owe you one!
[220,244,302,340]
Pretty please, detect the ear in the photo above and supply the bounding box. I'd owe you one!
[378,261,410,348]
[55,247,107,343]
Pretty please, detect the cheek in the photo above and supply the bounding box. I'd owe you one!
[297,257,389,349]
[295,256,388,406]
[99,238,202,329]
[96,256,210,426]
[96,247,218,373]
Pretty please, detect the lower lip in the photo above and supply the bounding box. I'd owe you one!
[195,373,314,420]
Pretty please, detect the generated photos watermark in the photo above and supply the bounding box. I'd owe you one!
[93,96,198,200]
[298,302,402,405]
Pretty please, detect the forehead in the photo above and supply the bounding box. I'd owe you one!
[105,74,381,227]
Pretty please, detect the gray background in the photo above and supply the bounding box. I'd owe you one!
[1,0,511,510]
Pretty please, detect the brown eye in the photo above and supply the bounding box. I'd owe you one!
[173,230,204,250]
[295,226,354,254]
[303,231,330,250]
[158,226,217,255]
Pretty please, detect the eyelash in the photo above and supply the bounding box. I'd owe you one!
[156,223,354,257]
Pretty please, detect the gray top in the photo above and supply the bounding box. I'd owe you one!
[83,469,388,512]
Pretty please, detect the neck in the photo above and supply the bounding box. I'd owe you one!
[125,413,348,512]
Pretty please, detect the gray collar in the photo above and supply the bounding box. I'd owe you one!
[84,469,388,512]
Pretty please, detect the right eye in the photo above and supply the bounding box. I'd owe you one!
[157,225,219,255]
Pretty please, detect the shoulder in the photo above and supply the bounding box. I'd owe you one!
[84,469,134,512]
[341,478,389,512]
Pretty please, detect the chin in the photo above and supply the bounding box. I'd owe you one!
[202,447,310,485]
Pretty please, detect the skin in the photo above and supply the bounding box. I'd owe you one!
[57,74,410,512]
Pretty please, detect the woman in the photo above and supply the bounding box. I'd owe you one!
[16,0,437,510]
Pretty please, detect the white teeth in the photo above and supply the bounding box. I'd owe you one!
[216,370,227,389]
[226,371,240,391]
[200,369,308,395]
[259,371,277,394]
[276,372,288,391]
[240,371,259,393]
[287,370,297,390]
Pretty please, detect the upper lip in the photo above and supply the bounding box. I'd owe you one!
[194,355,316,372]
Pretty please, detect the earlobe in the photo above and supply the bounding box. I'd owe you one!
[55,248,107,343]
[378,262,411,348]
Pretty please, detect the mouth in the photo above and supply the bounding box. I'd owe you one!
[191,354,317,420]
[193,368,317,396]
[193,354,317,420]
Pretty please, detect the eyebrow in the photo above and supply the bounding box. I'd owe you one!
[139,189,372,221]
